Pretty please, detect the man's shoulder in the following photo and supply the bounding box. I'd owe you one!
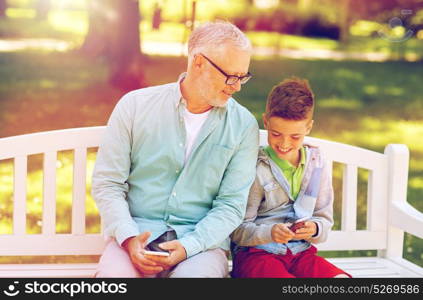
[226,98,257,126]
[122,82,177,103]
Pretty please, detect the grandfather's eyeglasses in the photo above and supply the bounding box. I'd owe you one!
[199,53,252,85]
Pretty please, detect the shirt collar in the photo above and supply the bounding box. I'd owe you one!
[175,72,187,108]
[265,146,306,170]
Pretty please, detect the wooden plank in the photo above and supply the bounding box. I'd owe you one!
[0,264,98,278]
[305,136,387,171]
[342,164,357,232]
[42,151,57,235]
[1,257,421,278]
[389,257,423,276]
[367,168,388,232]
[72,148,87,235]
[384,144,409,258]
[13,156,27,235]
[0,127,105,160]
[0,234,106,256]
[327,257,423,277]
[259,132,386,170]
[318,231,386,251]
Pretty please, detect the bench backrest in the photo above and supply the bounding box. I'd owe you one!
[0,127,409,257]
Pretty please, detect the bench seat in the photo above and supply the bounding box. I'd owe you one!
[1,257,422,278]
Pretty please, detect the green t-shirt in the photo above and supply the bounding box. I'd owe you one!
[264,146,306,200]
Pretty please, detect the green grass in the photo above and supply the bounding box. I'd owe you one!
[0,51,422,266]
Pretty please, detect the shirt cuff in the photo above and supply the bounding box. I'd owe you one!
[114,223,140,246]
[255,224,275,244]
[178,235,203,258]
[310,219,322,239]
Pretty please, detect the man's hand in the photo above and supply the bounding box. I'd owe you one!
[292,221,317,240]
[123,232,166,276]
[156,240,187,269]
[271,223,295,244]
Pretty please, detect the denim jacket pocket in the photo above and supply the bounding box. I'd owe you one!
[260,180,289,211]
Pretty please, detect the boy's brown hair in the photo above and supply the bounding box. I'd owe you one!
[265,77,314,120]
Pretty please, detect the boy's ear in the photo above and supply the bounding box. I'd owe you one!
[262,113,268,129]
[306,119,314,135]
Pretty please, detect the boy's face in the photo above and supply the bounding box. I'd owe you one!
[263,115,313,165]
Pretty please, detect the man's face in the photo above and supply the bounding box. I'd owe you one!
[197,46,251,107]
[264,116,313,165]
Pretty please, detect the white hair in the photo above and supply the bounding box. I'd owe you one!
[187,21,252,62]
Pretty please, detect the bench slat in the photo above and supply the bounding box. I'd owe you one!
[42,151,57,235]
[0,127,104,160]
[367,168,388,232]
[342,164,357,231]
[305,136,387,171]
[13,156,27,235]
[327,257,423,277]
[0,234,106,256]
[318,231,386,250]
[72,148,87,235]
[0,263,98,278]
[1,257,421,278]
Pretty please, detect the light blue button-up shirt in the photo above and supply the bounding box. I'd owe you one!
[92,75,259,258]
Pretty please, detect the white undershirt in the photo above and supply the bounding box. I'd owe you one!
[183,106,210,163]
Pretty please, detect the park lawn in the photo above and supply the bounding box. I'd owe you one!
[0,51,422,265]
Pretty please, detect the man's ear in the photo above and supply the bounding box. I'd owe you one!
[306,119,314,135]
[262,113,268,129]
[193,54,204,69]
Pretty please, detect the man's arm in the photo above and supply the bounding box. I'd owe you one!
[178,119,259,258]
[91,93,140,245]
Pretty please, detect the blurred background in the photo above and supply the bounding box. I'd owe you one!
[0,0,422,266]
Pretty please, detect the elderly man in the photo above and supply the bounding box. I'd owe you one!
[92,21,259,278]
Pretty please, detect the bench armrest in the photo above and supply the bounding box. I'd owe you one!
[390,202,423,239]
[385,144,423,238]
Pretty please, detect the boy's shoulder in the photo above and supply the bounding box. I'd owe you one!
[303,144,326,167]
[257,146,268,161]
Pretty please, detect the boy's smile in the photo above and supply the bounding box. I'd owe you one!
[263,116,313,166]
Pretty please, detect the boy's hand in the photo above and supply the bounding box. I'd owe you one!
[271,223,295,244]
[293,221,317,240]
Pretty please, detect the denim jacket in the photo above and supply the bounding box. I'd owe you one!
[231,145,334,255]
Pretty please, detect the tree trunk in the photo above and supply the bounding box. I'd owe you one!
[35,0,51,20]
[80,0,146,91]
[0,0,7,18]
[339,0,351,45]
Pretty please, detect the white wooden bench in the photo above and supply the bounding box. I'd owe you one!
[0,126,422,278]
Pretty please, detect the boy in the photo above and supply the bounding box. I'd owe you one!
[230,78,351,278]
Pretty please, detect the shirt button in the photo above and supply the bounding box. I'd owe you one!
[172,192,176,197]
[176,169,179,173]
[179,143,183,147]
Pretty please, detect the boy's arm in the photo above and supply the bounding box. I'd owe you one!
[230,175,275,246]
[308,158,334,244]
